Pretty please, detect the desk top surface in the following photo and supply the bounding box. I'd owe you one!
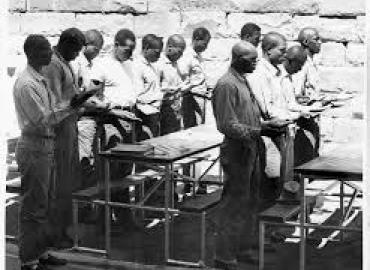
[100,124,223,163]
[294,143,362,179]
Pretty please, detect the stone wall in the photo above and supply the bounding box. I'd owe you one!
[7,0,366,143]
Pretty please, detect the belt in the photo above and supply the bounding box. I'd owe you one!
[112,105,132,111]
[21,131,55,140]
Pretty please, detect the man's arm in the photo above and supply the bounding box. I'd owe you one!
[18,84,76,127]
[212,82,260,141]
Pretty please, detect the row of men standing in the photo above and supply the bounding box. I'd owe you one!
[212,25,323,269]
[13,21,322,270]
[13,25,212,270]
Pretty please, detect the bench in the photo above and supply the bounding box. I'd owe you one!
[6,177,21,194]
[258,196,316,270]
[72,169,163,252]
[168,188,223,267]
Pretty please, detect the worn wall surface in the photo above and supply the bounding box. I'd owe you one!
[7,0,366,143]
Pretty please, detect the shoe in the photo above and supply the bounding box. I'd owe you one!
[214,258,238,270]
[21,263,50,270]
[39,254,67,266]
[236,252,259,265]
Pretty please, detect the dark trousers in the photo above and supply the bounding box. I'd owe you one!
[52,117,81,241]
[160,94,182,135]
[215,140,262,261]
[182,94,205,128]
[294,117,320,167]
[136,110,160,139]
[16,137,55,264]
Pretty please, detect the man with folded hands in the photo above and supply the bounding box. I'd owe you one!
[14,34,97,270]
[212,41,286,269]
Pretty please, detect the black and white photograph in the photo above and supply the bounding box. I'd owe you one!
[1,0,368,270]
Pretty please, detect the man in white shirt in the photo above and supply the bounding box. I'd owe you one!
[90,28,138,143]
[240,22,261,48]
[159,34,188,135]
[181,27,211,128]
[295,27,322,101]
[72,30,106,171]
[294,27,322,166]
[249,32,292,207]
[135,34,164,138]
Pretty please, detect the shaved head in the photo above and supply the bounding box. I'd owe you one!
[298,27,319,43]
[284,45,307,75]
[165,34,186,62]
[297,27,321,55]
[231,41,258,74]
[261,32,286,52]
[261,32,287,65]
[167,34,186,50]
[231,41,257,62]
[286,45,307,63]
[84,29,104,49]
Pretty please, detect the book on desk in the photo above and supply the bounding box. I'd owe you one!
[110,143,154,156]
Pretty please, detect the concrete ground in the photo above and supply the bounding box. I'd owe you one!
[6,179,362,270]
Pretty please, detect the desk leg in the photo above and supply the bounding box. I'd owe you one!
[164,164,171,262]
[340,179,344,241]
[104,158,111,258]
[299,174,306,270]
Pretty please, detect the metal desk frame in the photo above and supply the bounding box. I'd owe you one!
[74,125,223,266]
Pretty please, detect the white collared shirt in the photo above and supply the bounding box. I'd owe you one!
[135,55,163,106]
[293,55,320,97]
[249,57,286,119]
[90,55,139,107]
[70,53,95,90]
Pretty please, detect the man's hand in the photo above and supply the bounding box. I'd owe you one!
[261,119,289,137]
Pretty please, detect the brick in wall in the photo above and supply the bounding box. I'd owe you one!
[292,16,361,42]
[133,12,181,38]
[75,14,134,36]
[9,0,26,12]
[318,42,346,67]
[318,0,365,16]
[346,43,365,66]
[28,0,56,11]
[202,38,237,61]
[54,0,104,12]
[180,11,227,38]
[227,13,294,39]
[102,0,148,14]
[148,0,238,12]
[232,0,319,14]
[18,13,76,36]
[8,13,21,35]
[318,66,364,93]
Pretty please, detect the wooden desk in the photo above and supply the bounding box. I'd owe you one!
[98,124,223,263]
[294,143,362,270]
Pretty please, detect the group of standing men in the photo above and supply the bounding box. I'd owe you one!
[13,19,324,270]
[13,25,211,270]
[212,24,323,269]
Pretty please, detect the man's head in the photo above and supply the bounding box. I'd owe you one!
[240,23,261,47]
[57,27,86,62]
[283,46,307,75]
[192,27,211,53]
[83,29,104,61]
[231,41,258,74]
[24,34,53,67]
[165,34,186,62]
[261,32,287,66]
[142,34,163,63]
[114,29,136,62]
[297,27,321,55]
